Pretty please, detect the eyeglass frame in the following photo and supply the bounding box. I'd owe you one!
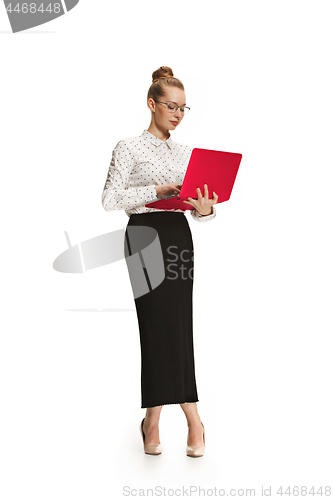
[153,100,190,115]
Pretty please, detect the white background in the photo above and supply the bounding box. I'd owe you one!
[1,1,332,498]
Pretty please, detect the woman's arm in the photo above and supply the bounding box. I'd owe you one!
[101,140,158,211]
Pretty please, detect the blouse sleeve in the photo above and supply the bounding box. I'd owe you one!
[190,204,217,222]
[101,140,158,211]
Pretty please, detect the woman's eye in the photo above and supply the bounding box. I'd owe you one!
[168,104,176,110]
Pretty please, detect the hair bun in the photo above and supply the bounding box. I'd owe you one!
[152,66,174,83]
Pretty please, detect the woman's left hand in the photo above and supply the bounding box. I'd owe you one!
[183,184,218,216]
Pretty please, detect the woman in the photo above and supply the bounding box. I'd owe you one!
[101,66,218,457]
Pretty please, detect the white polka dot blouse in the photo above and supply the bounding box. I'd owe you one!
[101,129,217,222]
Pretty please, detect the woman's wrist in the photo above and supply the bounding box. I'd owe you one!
[198,207,213,216]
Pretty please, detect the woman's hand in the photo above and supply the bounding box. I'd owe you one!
[155,183,182,197]
[183,184,218,216]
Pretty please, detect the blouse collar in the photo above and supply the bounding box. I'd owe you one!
[141,129,174,150]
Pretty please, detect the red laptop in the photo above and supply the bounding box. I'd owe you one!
[145,147,242,211]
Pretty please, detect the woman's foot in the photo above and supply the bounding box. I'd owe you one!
[142,416,161,445]
[187,421,205,457]
[187,420,205,447]
[140,418,162,455]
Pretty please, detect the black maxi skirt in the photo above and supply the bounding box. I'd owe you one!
[124,211,199,408]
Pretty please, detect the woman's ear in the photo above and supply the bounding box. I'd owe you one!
[147,98,156,113]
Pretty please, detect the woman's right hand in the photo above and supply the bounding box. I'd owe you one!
[155,183,182,197]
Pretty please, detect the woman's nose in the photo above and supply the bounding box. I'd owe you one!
[174,107,181,118]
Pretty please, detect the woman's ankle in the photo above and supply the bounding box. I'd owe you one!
[186,415,202,429]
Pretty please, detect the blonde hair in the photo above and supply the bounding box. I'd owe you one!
[147,66,185,103]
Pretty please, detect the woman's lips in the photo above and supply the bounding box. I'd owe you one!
[170,121,179,126]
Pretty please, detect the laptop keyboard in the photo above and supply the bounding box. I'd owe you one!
[164,195,182,200]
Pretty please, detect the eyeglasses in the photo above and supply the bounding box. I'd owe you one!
[154,100,190,115]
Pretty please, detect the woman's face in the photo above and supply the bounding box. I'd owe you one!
[149,86,187,131]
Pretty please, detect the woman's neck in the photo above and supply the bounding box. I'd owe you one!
[147,124,170,142]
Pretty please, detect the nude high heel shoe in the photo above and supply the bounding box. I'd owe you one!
[186,421,205,457]
[140,418,162,455]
